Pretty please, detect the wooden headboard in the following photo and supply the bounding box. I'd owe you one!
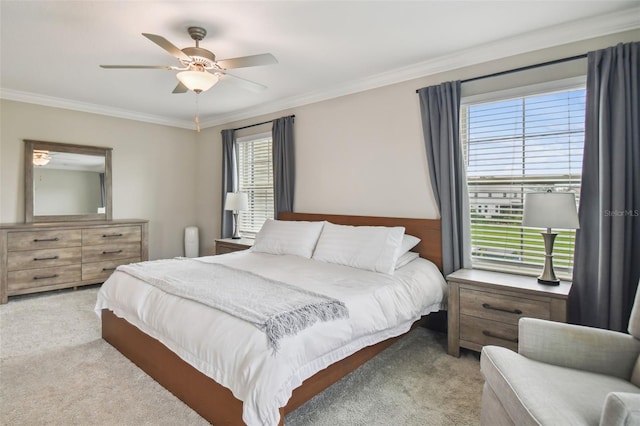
[279,212,443,271]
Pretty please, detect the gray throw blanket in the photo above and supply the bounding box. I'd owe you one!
[117,258,349,351]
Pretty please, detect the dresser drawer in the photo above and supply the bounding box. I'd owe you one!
[82,257,140,281]
[7,247,81,271]
[82,242,141,263]
[460,287,550,325]
[8,265,81,292]
[7,229,81,251]
[82,226,141,246]
[460,314,519,352]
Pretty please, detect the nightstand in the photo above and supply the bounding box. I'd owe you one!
[446,268,571,357]
[215,238,254,255]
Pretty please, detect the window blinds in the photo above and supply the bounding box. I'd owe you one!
[237,134,274,238]
[461,88,585,278]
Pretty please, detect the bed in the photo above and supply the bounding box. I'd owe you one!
[97,212,444,425]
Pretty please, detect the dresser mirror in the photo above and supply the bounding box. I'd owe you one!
[24,140,112,223]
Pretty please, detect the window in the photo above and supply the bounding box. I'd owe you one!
[461,82,585,279]
[237,132,274,238]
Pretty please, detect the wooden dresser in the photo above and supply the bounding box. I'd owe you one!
[447,268,571,357]
[0,219,148,304]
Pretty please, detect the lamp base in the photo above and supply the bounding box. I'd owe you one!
[537,231,559,286]
[231,212,241,240]
[537,277,560,286]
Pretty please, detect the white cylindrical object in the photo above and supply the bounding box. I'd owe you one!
[184,226,199,258]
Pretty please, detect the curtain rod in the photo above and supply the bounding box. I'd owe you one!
[232,115,295,132]
[415,53,587,93]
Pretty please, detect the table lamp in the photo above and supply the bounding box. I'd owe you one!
[224,192,248,239]
[522,190,580,285]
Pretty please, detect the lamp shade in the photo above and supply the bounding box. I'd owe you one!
[522,192,580,230]
[224,192,248,211]
[176,70,219,93]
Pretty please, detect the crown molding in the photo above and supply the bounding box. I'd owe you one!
[201,6,639,128]
[0,88,194,129]
[2,6,638,130]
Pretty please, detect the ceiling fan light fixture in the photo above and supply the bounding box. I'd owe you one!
[176,70,219,93]
[33,150,51,166]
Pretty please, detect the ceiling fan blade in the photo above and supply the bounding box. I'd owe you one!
[172,82,188,94]
[221,73,267,93]
[216,53,278,70]
[100,65,178,70]
[142,33,192,63]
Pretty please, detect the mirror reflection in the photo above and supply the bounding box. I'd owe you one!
[33,152,106,216]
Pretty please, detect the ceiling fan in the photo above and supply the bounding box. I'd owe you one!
[100,26,277,94]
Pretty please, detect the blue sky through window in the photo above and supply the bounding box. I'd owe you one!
[465,89,585,178]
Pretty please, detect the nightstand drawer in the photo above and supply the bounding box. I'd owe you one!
[216,245,240,255]
[460,287,550,325]
[460,315,518,352]
[215,238,253,255]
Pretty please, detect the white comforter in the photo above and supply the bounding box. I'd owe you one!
[95,251,447,425]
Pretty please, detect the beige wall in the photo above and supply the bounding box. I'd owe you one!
[0,101,198,260]
[2,30,638,258]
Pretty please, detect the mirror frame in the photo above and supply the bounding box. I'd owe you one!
[24,140,113,223]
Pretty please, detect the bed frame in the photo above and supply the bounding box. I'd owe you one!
[102,213,442,425]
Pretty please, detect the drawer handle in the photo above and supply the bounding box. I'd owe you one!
[33,274,58,280]
[102,233,123,238]
[33,237,59,242]
[33,256,59,261]
[482,303,523,315]
[102,249,123,254]
[482,330,518,343]
[102,267,116,272]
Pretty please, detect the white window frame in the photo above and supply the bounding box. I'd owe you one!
[236,132,274,238]
[460,77,586,279]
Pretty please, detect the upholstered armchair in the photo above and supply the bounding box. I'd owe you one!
[480,287,640,425]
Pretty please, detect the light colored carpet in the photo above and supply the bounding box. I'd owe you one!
[0,287,482,425]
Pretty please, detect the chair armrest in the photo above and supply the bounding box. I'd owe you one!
[518,318,640,380]
[600,392,640,426]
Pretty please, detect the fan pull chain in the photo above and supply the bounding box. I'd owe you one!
[194,93,201,132]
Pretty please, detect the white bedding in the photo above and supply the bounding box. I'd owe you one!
[95,251,447,426]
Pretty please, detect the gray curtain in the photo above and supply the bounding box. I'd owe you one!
[221,129,236,238]
[418,81,470,276]
[572,42,640,332]
[272,115,295,217]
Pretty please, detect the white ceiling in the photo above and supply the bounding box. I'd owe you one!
[1,1,638,130]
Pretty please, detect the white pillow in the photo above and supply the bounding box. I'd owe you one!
[312,222,405,275]
[251,219,324,258]
[398,234,421,257]
[395,251,420,269]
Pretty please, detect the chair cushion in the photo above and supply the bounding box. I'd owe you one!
[481,346,640,426]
